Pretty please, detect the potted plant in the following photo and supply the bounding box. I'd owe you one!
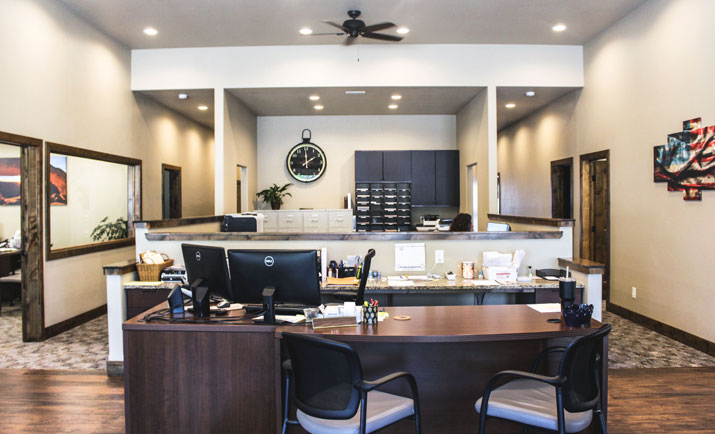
[90,216,128,242]
[256,183,292,210]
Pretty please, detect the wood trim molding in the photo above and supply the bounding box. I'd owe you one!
[47,238,135,261]
[487,213,575,227]
[558,257,605,274]
[145,230,563,241]
[0,131,42,147]
[135,215,223,229]
[44,304,107,340]
[45,142,142,261]
[103,259,138,276]
[46,141,141,166]
[22,142,45,341]
[607,302,715,357]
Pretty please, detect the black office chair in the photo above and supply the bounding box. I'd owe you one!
[333,248,376,306]
[282,332,421,434]
[475,324,611,434]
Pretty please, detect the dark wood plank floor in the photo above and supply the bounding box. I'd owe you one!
[0,367,713,433]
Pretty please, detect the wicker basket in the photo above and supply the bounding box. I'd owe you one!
[136,259,174,282]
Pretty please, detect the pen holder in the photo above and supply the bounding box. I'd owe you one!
[562,304,594,327]
[363,305,378,325]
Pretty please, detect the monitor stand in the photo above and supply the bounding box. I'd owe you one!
[252,286,276,324]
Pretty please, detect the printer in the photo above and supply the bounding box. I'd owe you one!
[221,213,265,232]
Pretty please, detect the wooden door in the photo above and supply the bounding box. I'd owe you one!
[161,164,182,219]
[551,158,573,219]
[580,151,610,300]
[236,180,242,213]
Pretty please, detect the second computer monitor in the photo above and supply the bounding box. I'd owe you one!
[181,243,233,301]
[227,249,321,306]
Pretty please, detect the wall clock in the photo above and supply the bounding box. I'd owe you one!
[286,129,327,183]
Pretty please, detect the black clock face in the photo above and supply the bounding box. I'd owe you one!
[286,142,327,183]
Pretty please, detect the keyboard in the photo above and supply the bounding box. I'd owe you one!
[242,304,312,315]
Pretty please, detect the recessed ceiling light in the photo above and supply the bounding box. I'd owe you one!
[198,105,208,111]
[505,103,516,109]
[143,27,158,36]
[309,95,320,101]
[314,105,324,110]
[391,94,402,100]
[178,93,188,100]
[552,23,567,32]
[525,91,535,97]
[396,27,410,34]
[388,104,399,110]
[299,27,313,36]
[345,90,366,95]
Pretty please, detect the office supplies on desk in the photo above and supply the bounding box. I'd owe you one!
[325,276,359,286]
[312,316,356,329]
[446,271,456,281]
[469,279,498,286]
[388,280,415,287]
[527,303,562,313]
[253,314,305,324]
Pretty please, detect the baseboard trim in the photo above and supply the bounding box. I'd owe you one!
[106,360,124,377]
[607,301,715,357]
[43,304,107,340]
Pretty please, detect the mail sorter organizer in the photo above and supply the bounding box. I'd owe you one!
[355,182,411,232]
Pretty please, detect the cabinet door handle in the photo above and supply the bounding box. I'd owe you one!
[310,218,319,222]
[336,217,344,222]
[285,218,294,223]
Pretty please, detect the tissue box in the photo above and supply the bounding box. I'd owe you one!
[483,265,517,281]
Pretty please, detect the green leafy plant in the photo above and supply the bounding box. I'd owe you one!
[90,216,128,242]
[256,183,292,210]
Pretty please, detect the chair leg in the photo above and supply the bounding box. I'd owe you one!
[478,413,487,434]
[281,374,290,434]
[597,409,607,434]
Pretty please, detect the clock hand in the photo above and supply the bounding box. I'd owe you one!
[305,156,317,165]
[303,148,309,167]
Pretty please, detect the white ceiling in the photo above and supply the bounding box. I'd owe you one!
[497,87,580,131]
[139,86,579,131]
[59,0,647,49]
[228,87,484,117]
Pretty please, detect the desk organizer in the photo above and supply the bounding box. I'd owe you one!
[363,305,378,325]
[562,304,594,327]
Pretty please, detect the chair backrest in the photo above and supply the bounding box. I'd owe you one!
[355,249,376,306]
[283,332,364,420]
[558,324,611,412]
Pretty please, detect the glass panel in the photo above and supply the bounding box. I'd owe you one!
[49,153,129,250]
[0,144,22,248]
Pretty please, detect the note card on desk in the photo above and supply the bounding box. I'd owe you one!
[527,303,562,313]
[395,243,425,271]
[469,280,498,286]
[389,280,415,287]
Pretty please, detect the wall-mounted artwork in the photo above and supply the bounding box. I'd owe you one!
[654,118,715,201]
[0,156,68,205]
[49,155,68,205]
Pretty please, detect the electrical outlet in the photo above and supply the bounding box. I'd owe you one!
[435,250,444,264]
[632,287,637,299]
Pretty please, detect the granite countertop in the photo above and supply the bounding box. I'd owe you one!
[123,277,581,293]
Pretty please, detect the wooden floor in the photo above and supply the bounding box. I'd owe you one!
[0,368,713,433]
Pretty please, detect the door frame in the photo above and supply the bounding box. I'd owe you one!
[161,163,182,219]
[579,149,610,300]
[0,131,44,341]
[551,157,574,219]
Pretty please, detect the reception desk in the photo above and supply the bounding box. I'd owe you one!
[123,304,606,434]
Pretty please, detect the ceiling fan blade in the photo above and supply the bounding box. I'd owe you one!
[361,32,403,42]
[323,20,348,31]
[343,36,357,46]
[301,32,345,36]
[361,22,396,33]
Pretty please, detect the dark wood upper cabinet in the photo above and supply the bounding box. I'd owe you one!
[355,151,383,182]
[382,151,411,181]
[411,151,436,206]
[435,150,460,207]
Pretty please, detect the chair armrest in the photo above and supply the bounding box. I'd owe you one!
[356,371,416,393]
[530,346,567,373]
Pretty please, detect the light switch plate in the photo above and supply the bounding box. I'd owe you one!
[435,250,444,264]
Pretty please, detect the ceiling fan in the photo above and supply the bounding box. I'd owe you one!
[307,10,404,45]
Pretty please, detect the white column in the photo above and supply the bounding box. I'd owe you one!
[486,85,498,214]
[106,272,136,365]
[214,88,225,214]
[571,270,603,322]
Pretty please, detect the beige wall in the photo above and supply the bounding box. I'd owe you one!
[0,0,214,326]
[256,115,457,210]
[497,0,715,342]
[456,90,491,230]
[223,92,258,212]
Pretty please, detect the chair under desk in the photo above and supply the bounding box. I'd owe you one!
[123,304,606,434]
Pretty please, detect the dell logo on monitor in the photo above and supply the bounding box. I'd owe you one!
[264,256,274,267]
[195,251,202,262]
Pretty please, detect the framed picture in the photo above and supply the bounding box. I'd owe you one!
[0,156,68,205]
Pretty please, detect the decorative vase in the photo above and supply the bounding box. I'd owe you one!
[270,201,281,210]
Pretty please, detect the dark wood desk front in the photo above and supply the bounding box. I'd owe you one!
[123,305,605,434]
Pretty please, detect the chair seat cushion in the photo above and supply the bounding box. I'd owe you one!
[297,390,414,434]
[0,273,21,283]
[475,378,593,433]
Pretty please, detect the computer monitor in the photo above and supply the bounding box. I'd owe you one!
[181,244,233,301]
[227,249,321,306]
